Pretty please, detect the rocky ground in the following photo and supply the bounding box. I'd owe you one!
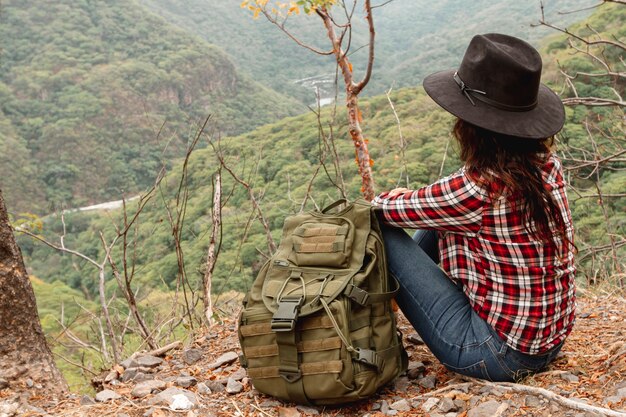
[1,290,625,417]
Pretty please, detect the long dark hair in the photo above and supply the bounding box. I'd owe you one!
[453,118,573,248]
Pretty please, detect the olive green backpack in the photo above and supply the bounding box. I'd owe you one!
[237,199,408,405]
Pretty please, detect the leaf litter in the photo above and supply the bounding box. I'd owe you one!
[3,291,625,417]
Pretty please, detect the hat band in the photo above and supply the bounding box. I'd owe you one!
[453,72,538,112]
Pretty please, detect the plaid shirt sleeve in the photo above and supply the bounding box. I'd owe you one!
[371,167,486,235]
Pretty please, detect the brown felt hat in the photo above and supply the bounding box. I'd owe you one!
[423,33,565,139]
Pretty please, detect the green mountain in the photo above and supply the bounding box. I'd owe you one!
[19,2,624,296]
[141,0,594,102]
[18,2,624,391]
[0,0,303,214]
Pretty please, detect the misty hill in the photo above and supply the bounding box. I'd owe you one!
[0,0,303,214]
[141,0,593,103]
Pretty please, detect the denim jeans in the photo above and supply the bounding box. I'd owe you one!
[379,221,562,381]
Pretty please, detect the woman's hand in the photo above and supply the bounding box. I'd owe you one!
[386,187,412,198]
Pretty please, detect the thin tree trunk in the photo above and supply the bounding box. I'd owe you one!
[318,4,376,201]
[0,191,68,395]
[204,172,222,326]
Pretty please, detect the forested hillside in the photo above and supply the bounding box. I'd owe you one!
[9,0,624,395]
[142,0,593,102]
[0,0,302,214]
[22,3,625,297]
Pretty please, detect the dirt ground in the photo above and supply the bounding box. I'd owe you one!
[3,290,625,417]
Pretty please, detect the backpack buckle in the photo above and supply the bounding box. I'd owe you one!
[279,368,302,383]
[354,348,383,371]
[271,297,303,332]
[344,284,370,306]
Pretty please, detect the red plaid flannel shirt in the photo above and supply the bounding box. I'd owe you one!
[372,154,576,354]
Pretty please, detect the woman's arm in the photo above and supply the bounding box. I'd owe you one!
[372,168,486,235]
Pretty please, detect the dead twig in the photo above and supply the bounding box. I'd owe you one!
[478,380,626,417]
[144,341,182,357]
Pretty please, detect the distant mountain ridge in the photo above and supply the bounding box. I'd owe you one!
[0,0,303,213]
[141,0,594,102]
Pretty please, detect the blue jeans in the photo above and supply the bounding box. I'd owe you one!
[379,221,562,381]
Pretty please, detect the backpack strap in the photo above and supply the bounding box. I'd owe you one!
[343,275,400,306]
[321,198,348,213]
[275,330,310,405]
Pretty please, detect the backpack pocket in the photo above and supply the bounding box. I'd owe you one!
[290,219,354,268]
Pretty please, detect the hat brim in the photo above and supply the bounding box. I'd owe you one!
[423,69,565,139]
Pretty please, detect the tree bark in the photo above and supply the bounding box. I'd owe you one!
[318,4,376,201]
[0,190,68,395]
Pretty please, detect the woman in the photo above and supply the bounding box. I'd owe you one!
[372,33,576,381]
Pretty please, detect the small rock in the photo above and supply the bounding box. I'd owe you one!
[117,414,130,417]
[469,396,482,408]
[208,351,239,370]
[560,372,580,383]
[260,400,282,408]
[143,407,156,417]
[393,376,410,391]
[80,395,96,405]
[196,382,211,395]
[478,385,505,396]
[454,383,471,393]
[453,399,467,411]
[25,379,34,388]
[278,407,301,417]
[371,402,382,411]
[616,387,626,400]
[421,397,439,412]
[524,395,541,407]
[104,370,119,383]
[467,400,508,417]
[407,333,425,345]
[418,375,437,389]
[230,367,247,381]
[407,361,426,379]
[183,349,204,365]
[438,397,457,413]
[205,380,225,393]
[120,356,136,369]
[95,389,122,402]
[132,380,167,398]
[296,405,320,415]
[135,355,163,368]
[176,376,198,388]
[148,387,197,408]
[225,377,244,394]
[604,396,622,405]
[121,369,138,382]
[0,402,19,417]
[0,378,8,390]
[380,400,390,414]
[170,394,195,411]
[390,399,411,411]
[133,372,153,383]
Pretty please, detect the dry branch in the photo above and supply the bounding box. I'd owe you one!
[479,381,626,417]
[203,170,222,327]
